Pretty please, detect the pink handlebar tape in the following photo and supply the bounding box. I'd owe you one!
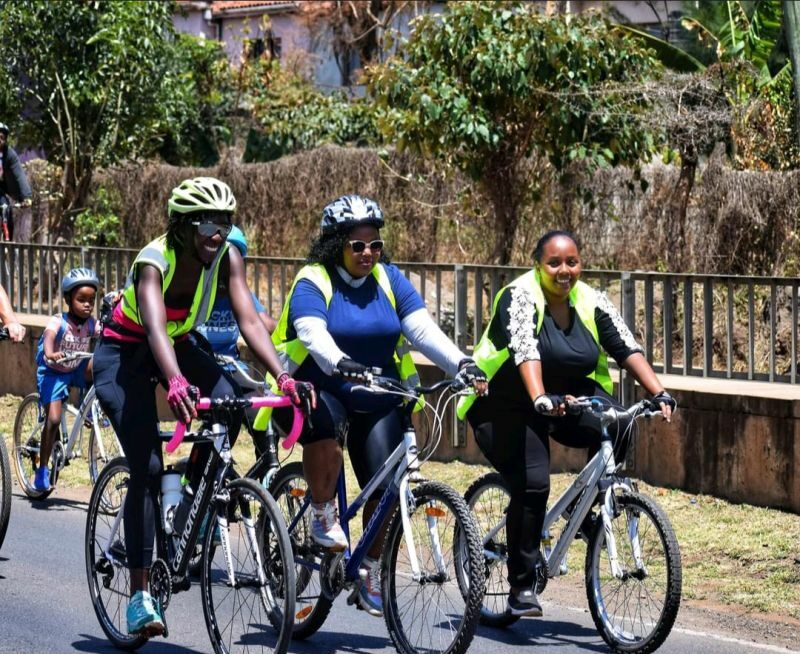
[165,395,304,454]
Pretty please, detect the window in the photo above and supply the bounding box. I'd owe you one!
[245,33,281,60]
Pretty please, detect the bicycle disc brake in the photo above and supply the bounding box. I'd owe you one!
[319,552,345,601]
[149,558,173,612]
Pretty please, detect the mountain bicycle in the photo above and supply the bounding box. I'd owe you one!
[0,327,12,549]
[85,391,306,654]
[12,351,122,502]
[268,373,484,654]
[464,396,682,654]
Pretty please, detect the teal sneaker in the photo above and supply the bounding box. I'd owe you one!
[357,558,383,617]
[126,590,165,636]
[33,466,51,492]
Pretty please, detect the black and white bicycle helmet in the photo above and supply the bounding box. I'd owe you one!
[168,176,236,217]
[61,267,100,296]
[321,195,384,235]
[0,123,8,136]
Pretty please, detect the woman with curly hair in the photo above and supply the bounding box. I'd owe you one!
[264,194,487,617]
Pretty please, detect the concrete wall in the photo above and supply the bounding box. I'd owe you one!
[3,314,798,513]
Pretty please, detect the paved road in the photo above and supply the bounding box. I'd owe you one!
[0,486,796,654]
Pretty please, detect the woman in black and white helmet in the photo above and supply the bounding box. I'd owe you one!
[92,176,314,637]
[262,194,488,617]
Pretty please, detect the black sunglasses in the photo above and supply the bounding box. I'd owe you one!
[348,239,384,253]
[191,220,233,238]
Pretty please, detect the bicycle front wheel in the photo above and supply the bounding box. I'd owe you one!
[463,472,518,628]
[585,491,682,654]
[268,461,333,639]
[384,481,484,654]
[85,456,146,650]
[12,393,51,500]
[201,476,295,654]
[0,436,11,549]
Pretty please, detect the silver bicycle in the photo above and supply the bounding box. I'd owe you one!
[13,351,122,503]
[465,396,682,654]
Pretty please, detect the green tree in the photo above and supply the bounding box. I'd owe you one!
[0,0,204,240]
[368,2,663,264]
[243,59,380,162]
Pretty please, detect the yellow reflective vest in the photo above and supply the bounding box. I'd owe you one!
[117,235,228,341]
[253,263,421,430]
[456,269,613,420]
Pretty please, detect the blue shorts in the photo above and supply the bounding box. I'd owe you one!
[36,362,89,406]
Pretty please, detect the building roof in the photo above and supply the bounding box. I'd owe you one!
[210,1,298,15]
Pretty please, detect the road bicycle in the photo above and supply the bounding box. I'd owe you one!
[268,373,485,654]
[12,351,122,502]
[0,327,12,549]
[465,396,682,654]
[85,391,305,654]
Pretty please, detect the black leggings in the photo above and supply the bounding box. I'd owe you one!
[274,391,404,496]
[93,335,242,569]
[467,385,629,588]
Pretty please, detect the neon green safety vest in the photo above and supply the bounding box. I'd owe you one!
[118,235,229,341]
[253,263,422,430]
[456,269,613,420]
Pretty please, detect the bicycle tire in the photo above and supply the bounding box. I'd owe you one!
[585,491,682,654]
[85,456,147,651]
[463,472,519,628]
[12,393,51,500]
[0,436,12,550]
[268,461,333,639]
[383,480,484,654]
[201,476,295,654]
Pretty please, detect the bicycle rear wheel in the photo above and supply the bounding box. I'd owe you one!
[585,491,682,654]
[201,476,295,654]
[463,472,519,628]
[12,393,51,500]
[0,436,11,550]
[384,481,483,654]
[268,461,333,639]
[85,456,146,650]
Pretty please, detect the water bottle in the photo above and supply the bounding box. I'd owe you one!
[173,481,195,536]
[160,468,183,535]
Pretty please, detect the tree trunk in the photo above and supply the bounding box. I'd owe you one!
[54,155,93,243]
[666,145,697,271]
[482,158,521,266]
[783,0,800,150]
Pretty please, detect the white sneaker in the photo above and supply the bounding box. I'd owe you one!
[358,557,383,617]
[310,500,348,551]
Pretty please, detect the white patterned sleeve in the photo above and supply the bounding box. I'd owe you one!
[504,286,540,365]
[594,290,643,361]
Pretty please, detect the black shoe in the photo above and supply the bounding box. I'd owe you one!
[507,589,543,617]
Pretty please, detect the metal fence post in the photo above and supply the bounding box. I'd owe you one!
[620,272,636,406]
[454,264,468,351]
[453,264,468,447]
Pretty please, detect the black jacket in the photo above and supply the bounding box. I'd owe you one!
[0,145,32,201]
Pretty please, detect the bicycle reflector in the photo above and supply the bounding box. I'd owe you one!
[425,506,446,518]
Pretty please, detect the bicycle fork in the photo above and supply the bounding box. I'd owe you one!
[600,483,647,580]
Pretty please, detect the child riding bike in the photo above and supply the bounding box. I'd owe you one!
[34,268,100,491]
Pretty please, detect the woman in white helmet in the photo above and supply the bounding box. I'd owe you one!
[92,177,314,637]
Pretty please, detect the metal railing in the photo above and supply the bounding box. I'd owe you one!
[2,242,797,384]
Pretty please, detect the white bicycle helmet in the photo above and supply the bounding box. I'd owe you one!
[61,267,100,296]
[0,122,8,136]
[321,195,384,234]
[168,177,237,217]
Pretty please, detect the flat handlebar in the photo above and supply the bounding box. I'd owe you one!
[165,394,304,454]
